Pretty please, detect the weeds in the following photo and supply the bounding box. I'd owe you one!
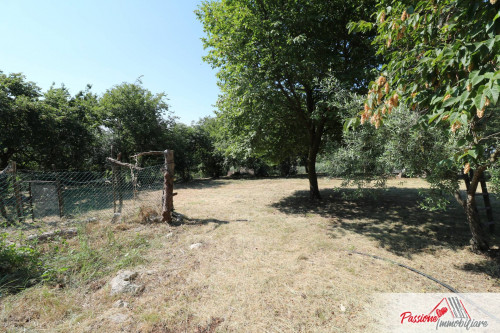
[0,233,43,295]
[41,227,150,288]
[1,222,151,297]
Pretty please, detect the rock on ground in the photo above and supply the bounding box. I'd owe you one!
[26,228,77,242]
[113,300,129,308]
[110,270,144,295]
[190,242,203,250]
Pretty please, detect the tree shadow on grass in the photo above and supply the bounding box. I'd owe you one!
[179,217,237,233]
[183,218,230,226]
[271,187,477,258]
[458,260,500,282]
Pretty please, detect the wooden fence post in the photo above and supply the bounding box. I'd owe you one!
[10,161,23,222]
[112,164,117,213]
[162,150,175,223]
[117,153,123,213]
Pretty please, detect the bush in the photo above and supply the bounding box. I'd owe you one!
[0,233,42,294]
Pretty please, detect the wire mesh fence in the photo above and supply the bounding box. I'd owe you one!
[0,163,165,225]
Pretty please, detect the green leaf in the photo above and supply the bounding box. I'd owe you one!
[428,112,441,124]
[430,95,441,105]
[486,37,495,51]
[442,95,457,108]
[458,90,470,109]
[469,71,480,81]
[468,149,478,159]
[473,85,486,109]
[438,158,454,167]
[471,73,484,88]
[457,152,469,161]
[489,83,499,105]
[343,117,359,132]
[460,113,468,124]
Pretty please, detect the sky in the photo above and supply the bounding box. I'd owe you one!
[0,0,220,124]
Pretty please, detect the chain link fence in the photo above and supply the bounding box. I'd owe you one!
[0,163,165,224]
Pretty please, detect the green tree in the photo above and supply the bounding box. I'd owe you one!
[35,85,101,169]
[100,80,173,160]
[348,0,500,252]
[328,105,458,203]
[197,0,378,199]
[0,72,42,169]
[191,117,226,178]
[0,72,104,170]
[167,123,196,181]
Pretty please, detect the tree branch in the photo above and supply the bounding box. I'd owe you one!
[0,165,11,175]
[454,190,465,208]
[131,151,165,159]
[106,157,144,170]
[489,147,500,164]
[476,132,500,144]
[276,80,309,125]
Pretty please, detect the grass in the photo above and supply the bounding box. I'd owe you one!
[0,177,499,332]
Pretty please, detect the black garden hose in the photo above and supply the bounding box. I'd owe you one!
[348,250,459,293]
[347,250,500,323]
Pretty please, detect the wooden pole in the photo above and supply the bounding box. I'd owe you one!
[112,164,117,213]
[162,150,175,223]
[10,161,23,222]
[117,153,123,213]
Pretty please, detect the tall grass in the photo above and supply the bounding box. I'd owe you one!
[1,223,151,297]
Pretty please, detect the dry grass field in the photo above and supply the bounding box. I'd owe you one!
[1,177,499,332]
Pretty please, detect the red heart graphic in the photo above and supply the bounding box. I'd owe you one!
[436,307,448,318]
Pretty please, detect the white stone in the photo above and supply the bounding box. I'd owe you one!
[190,243,203,250]
[26,228,77,242]
[110,270,144,295]
[113,300,129,308]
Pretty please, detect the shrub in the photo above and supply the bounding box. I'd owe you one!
[0,233,42,294]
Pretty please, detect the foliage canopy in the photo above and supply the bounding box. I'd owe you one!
[348,0,500,252]
[197,0,379,198]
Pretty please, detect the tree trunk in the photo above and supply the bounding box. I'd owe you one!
[465,193,489,253]
[307,143,321,200]
[458,168,490,253]
[0,147,15,170]
[0,196,10,223]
